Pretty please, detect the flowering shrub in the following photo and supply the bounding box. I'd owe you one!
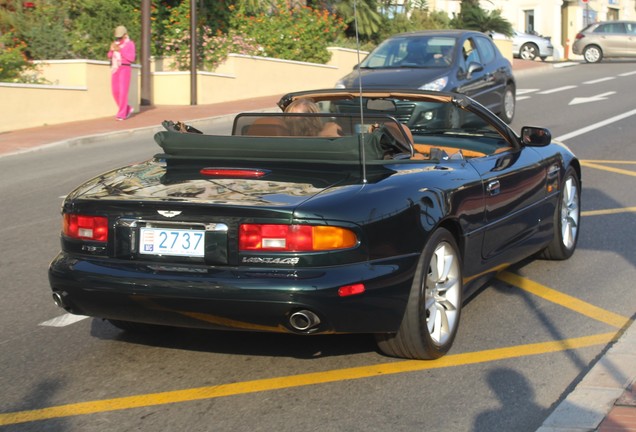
[0,32,33,82]
[164,27,261,71]
[160,1,259,71]
[230,1,346,64]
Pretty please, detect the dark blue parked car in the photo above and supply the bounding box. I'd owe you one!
[336,30,516,123]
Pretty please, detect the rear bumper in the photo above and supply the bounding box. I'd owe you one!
[49,252,418,334]
[572,41,584,55]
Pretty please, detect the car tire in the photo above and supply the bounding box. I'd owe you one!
[498,85,515,124]
[583,45,603,63]
[519,43,539,61]
[108,319,170,333]
[376,228,463,360]
[540,167,581,260]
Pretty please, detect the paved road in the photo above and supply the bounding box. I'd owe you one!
[0,61,634,432]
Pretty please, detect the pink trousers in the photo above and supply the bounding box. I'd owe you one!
[111,66,132,119]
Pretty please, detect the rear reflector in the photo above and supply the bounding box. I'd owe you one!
[338,284,366,297]
[239,224,357,252]
[63,214,108,242]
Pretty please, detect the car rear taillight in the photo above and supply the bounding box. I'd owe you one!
[575,33,585,40]
[63,214,108,242]
[239,224,357,252]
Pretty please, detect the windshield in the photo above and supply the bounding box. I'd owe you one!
[360,36,457,69]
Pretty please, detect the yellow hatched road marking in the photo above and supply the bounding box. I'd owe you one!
[582,207,636,217]
[497,272,630,329]
[0,333,617,427]
[580,160,636,177]
[581,160,636,165]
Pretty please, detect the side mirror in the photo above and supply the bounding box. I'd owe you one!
[466,62,483,78]
[521,127,551,146]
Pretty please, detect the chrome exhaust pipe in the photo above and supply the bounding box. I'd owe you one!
[52,291,67,309]
[289,310,321,331]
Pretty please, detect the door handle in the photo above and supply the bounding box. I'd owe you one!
[487,180,501,195]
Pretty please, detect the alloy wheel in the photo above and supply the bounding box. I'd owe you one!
[561,175,580,250]
[423,241,461,346]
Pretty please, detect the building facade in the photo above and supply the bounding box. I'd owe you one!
[428,0,636,59]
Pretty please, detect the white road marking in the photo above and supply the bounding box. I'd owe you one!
[517,89,539,95]
[583,77,615,85]
[553,62,579,69]
[618,71,636,77]
[40,313,89,327]
[569,91,616,105]
[516,96,532,101]
[555,108,636,142]
[538,85,577,95]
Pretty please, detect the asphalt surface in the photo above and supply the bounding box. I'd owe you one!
[1,58,634,431]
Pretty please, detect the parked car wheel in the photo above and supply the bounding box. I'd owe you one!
[519,42,539,60]
[376,228,463,359]
[499,85,516,124]
[540,167,581,260]
[583,45,603,63]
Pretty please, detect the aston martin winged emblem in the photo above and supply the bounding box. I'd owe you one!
[157,210,182,218]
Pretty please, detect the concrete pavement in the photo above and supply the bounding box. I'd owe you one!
[2,58,635,432]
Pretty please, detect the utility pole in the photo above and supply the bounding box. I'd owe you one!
[190,0,197,105]
[141,0,152,106]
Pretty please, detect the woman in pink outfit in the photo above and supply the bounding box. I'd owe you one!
[108,26,136,120]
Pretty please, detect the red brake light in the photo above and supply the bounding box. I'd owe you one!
[63,214,108,242]
[239,224,357,252]
[200,168,267,178]
[575,33,584,40]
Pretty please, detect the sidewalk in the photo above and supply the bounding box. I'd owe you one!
[0,94,283,157]
[3,58,634,431]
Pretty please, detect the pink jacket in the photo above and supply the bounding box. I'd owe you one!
[108,37,136,71]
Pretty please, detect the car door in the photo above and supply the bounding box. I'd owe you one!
[455,36,500,112]
[595,22,628,55]
[622,22,636,56]
[467,146,551,265]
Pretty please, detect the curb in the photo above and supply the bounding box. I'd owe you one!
[536,317,636,431]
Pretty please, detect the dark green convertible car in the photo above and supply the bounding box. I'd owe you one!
[49,89,581,360]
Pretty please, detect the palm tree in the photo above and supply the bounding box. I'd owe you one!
[332,0,383,39]
[452,0,512,36]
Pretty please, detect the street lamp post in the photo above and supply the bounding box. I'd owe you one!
[140,0,152,106]
[190,0,197,106]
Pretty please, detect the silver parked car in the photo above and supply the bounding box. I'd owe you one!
[512,30,554,61]
[573,21,636,63]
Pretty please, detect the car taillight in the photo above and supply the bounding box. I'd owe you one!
[63,214,108,242]
[575,33,584,40]
[239,224,357,252]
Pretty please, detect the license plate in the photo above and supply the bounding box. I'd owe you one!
[139,228,205,257]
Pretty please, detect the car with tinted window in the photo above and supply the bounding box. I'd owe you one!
[572,20,636,63]
[335,30,516,123]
